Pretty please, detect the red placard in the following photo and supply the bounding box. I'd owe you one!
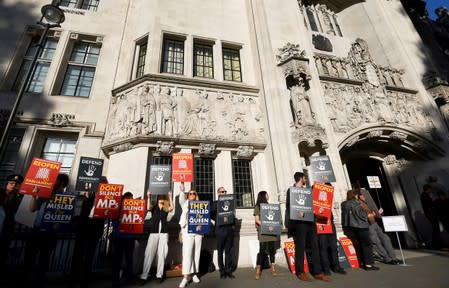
[172,153,193,182]
[283,240,309,274]
[312,183,334,219]
[119,199,145,234]
[19,158,62,198]
[93,183,123,219]
[339,236,360,268]
[316,217,333,234]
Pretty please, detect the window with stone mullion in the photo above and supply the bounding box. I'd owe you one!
[193,158,214,202]
[136,42,147,78]
[13,38,58,93]
[223,48,242,82]
[162,39,184,75]
[60,0,99,11]
[41,137,77,175]
[232,159,254,208]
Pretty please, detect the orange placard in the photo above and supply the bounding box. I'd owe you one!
[19,158,62,198]
[339,236,360,268]
[172,153,193,182]
[316,217,333,234]
[283,240,309,274]
[119,199,145,234]
[93,183,123,219]
[312,183,334,219]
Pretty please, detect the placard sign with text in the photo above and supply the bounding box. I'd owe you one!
[309,155,336,183]
[75,157,104,193]
[149,165,171,195]
[283,240,309,274]
[20,158,62,198]
[382,215,408,232]
[316,217,333,234]
[40,194,77,232]
[119,199,145,234]
[260,203,281,236]
[93,183,123,219]
[217,194,235,226]
[339,236,360,268]
[172,153,193,182]
[188,201,210,234]
[289,186,314,222]
[312,183,334,219]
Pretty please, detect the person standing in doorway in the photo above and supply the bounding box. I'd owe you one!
[420,184,441,249]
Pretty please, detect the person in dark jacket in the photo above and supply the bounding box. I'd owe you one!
[420,184,440,249]
[341,189,379,270]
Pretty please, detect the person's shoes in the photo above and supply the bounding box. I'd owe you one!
[334,268,347,275]
[255,265,261,280]
[138,279,147,286]
[220,271,226,279]
[324,271,332,276]
[394,259,403,264]
[179,278,189,288]
[314,273,332,282]
[364,265,380,271]
[270,264,278,276]
[297,272,313,281]
[226,272,235,279]
[157,276,166,284]
[386,260,397,265]
[192,274,201,283]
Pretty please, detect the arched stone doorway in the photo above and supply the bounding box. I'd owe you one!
[339,125,446,248]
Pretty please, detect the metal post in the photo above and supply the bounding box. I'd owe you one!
[0,23,51,159]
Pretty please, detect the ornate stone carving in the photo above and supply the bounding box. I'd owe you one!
[112,143,133,153]
[48,113,75,127]
[390,131,408,142]
[384,154,397,166]
[366,130,383,139]
[277,43,311,81]
[198,143,216,156]
[236,145,255,158]
[104,84,264,145]
[346,136,359,147]
[155,141,174,155]
[292,124,328,148]
[290,79,315,127]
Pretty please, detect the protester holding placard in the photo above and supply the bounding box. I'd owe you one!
[212,187,236,279]
[341,190,379,271]
[23,173,69,287]
[178,190,203,288]
[253,191,280,280]
[285,172,331,282]
[139,191,174,285]
[111,192,137,286]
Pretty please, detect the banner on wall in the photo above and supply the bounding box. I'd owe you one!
[75,157,104,193]
[119,199,145,234]
[309,155,336,183]
[260,203,282,236]
[172,153,193,182]
[312,183,334,219]
[188,200,211,234]
[289,186,313,222]
[217,194,235,226]
[19,158,62,198]
[149,165,171,195]
[93,183,123,219]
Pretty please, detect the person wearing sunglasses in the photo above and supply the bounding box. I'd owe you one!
[178,190,203,288]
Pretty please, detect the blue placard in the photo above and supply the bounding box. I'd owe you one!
[188,200,211,234]
[40,193,77,232]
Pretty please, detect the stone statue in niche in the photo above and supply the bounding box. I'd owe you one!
[141,84,157,135]
[159,87,176,136]
[290,78,314,127]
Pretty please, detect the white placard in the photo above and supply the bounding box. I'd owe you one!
[367,176,382,188]
[382,215,408,232]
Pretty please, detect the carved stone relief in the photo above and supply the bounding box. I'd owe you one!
[236,145,255,158]
[155,141,174,155]
[48,113,75,127]
[198,143,216,156]
[105,84,264,144]
[276,43,311,81]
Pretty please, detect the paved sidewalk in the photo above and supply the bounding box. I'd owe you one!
[9,249,448,288]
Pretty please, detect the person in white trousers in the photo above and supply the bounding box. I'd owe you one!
[139,191,174,285]
[178,189,203,288]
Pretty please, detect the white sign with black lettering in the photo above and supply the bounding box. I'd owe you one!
[382,215,408,232]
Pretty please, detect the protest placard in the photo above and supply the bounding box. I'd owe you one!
[93,183,123,219]
[19,158,62,198]
[172,153,193,182]
[217,194,235,226]
[289,186,313,222]
[75,157,104,193]
[312,183,334,219]
[39,193,77,232]
[283,240,309,274]
[260,203,281,236]
[149,165,171,195]
[119,199,145,234]
[340,236,360,268]
[188,200,210,234]
[309,155,336,183]
[316,216,333,234]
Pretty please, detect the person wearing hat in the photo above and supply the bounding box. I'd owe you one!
[0,174,24,265]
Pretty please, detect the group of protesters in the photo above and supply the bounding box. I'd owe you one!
[0,169,411,288]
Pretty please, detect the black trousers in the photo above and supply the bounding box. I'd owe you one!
[292,221,321,275]
[318,228,340,273]
[111,236,135,284]
[216,226,234,273]
[344,227,374,266]
[256,241,276,267]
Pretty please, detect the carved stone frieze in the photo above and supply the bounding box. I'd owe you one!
[155,141,174,155]
[236,145,255,158]
[104,84,264,145]
[198,143,216,156]
[346,136,359,147]
[389,131,408,142]
[366,130,383,139]
[383,154,409,169]
[48,113,75,127]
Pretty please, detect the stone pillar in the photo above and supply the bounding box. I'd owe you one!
[214,150,233,195]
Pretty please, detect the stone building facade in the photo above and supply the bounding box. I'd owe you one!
[1,0,449,266]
